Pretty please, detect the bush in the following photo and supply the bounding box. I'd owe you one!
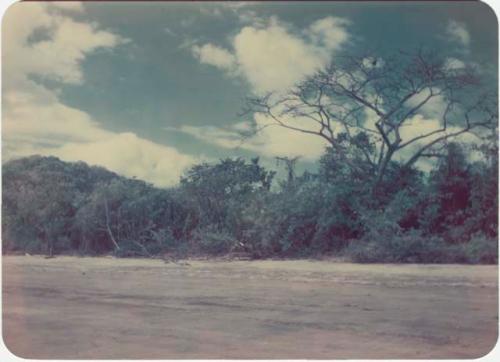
[243,179,366,256]
[113,242,145,257]
[192,227,238,255]
[145,229,183,255]
[345,232,498,264]
[345,232,454,263]
[2,155,497,263]
[457,234,498,264]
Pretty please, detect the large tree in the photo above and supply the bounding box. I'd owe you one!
[180,157,275,230]
[245,49,497,191]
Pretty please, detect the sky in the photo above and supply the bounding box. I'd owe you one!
[2,1,497,187]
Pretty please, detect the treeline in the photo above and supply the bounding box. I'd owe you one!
[1,141,498,263]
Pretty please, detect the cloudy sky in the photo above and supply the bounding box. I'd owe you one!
[2,1,497,186]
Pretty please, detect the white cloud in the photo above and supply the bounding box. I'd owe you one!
[233,20,323,93]
[360,95,481,171]
[191,16,350,93]
[307,16,349,50]
[185,15,349,161]
[247,113,330,159]
[175,124,245,150]
[218,2,265,26]
[444,57,466,70]
[236,10,264,26]
[192,43,236,70]
[446,20,470,47]
[396,114,480,171]
[174,113,330,161]
[186,15,483,166]
[3,87,109,145]
[405,87,449,120]
[2,2,198,187]
[359,89,482,171]
[49,133,199,187]
[3,2,127,87]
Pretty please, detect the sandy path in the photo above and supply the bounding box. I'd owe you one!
[2,256,498,359]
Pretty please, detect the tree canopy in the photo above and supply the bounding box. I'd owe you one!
[244,50,497,191]
[2,50,497,263]
[2,146,497,263]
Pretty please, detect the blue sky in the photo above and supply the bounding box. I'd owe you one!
[2,1,497,186]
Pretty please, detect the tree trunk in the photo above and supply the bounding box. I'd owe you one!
[104,198,120,251]
[48,240,53,257]
[372,147,395,195]
[43,229,54,258]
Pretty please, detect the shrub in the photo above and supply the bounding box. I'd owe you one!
[345,232,498,264]
[457,234,498,264]
[146,229,182,255]
[192,227,238,255]
[345,232,454,263]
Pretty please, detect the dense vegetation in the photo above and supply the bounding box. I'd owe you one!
[2,50,498,263]
[2,141,497,263]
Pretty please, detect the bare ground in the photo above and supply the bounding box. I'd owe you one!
[2,255,498,359]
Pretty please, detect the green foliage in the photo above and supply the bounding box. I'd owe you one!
[180,157,275,248]
[345,232,454,263]
[345,232,497,264]
[192,227,239,255]
[426,143,472,235]
[2,143,498,264]
[75,179,192,256]
[2,156,117,255]
[457,234,498,264]
[237,175,367,257]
